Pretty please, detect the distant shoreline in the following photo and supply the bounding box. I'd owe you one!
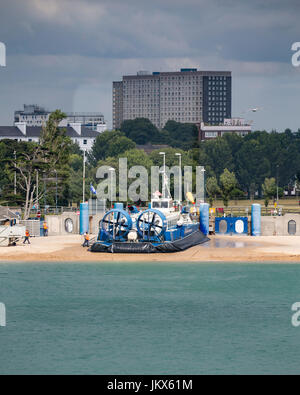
[0,234,300,263]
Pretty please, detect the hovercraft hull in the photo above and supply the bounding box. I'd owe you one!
[90,229,209,254]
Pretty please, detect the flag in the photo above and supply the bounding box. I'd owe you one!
[90,184,97,195]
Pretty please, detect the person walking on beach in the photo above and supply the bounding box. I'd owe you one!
[83,232,90,247]
[43,221,48,237]
[23,230,30,244]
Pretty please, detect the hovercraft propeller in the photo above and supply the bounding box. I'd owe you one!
[101,209,132,241]
[136,209,167,242]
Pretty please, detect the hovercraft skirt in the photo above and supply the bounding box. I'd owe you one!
[90,230,209,254]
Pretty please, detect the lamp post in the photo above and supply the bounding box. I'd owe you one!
[36,171,39,209]
[175,153,182,203]
[43,171,46,212]
[54,170,58,214]
[14,150,17,195]
[276,164,279,203]
[83,149,86,203]
[201,167,206,202]
[276,165,279,204]
[159,152,166,198]
[109,167,115,208]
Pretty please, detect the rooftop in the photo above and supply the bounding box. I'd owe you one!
[121,69,231,80]
[0,126,99,138]
[0,206,19,221]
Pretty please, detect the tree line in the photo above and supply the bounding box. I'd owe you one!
[0,115,300,217]
[89,118,300,205]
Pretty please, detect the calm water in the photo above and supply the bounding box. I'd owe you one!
[0,262,300,375]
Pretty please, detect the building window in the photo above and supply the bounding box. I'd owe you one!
[83,140,87,145]
[205,132,218,138]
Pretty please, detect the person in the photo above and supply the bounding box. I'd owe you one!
[43,222,48,237]
[23,229,30,244]
[83,232,90,247]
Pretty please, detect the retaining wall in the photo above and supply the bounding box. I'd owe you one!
[45,212,79,236]
[45,212,105,236]
[261,214,300,236]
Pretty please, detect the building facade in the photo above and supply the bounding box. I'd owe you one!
[198,118,252,140]
[15,105,107,131]
[113,69,232,130]
[0,123,100,151]
[112,81,123,131]
[14,105,49,126]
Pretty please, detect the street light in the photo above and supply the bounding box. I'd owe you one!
[43,171,46,212]
[54,170,58,213]
[276,164,279,203]
[201,167,206,202]
[36,171,39,209]
[175,153,182,203]
[109,167,115,208]
[159,152,166,198]
[83,150,86,203]
[14,150,16,195]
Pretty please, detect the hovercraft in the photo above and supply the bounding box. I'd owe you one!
[90,189,209,254]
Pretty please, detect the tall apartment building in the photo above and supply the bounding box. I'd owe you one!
[14,105,107,131]
[113,69,231,130]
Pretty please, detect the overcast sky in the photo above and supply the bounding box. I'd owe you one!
[0,0,299,131]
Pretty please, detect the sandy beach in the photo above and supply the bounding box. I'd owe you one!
[0,234,300,262]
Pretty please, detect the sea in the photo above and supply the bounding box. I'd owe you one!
[0,262,300,375]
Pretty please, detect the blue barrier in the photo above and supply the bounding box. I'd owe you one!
[215,217,248,235]
[200,203,210,236]
[80,203,89,235]
[251,204,261,236]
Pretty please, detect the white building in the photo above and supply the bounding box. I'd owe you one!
[0,122,102,151]
[199,118,252,140]
[14,105,108,132]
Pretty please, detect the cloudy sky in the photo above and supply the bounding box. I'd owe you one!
[0,0,299,131]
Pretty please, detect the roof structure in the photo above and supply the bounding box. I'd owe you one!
[0,206,19,220]
[0,126,99,138]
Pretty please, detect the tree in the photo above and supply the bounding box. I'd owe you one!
[219,169,238,207]
[69,154,83,172]
[40,110,70,163]
[123,148,153,170]
[203,138,234,179]
[3,110,72,218]
[40,110,72,208]
[90,130,135,165]
[121,118,161,145]
[69,141,82,155]
[206,177,220,207]
[163,120,198,149]
[149,148,192,168]
[235,138,270,197]
[262,177,277,207]
[10,143,50,219]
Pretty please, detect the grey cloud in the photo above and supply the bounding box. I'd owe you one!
[0,0,298,63]
[0,0,300,131]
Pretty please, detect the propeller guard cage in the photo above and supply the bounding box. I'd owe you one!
[136,209,168,242]
[100,209,132,241]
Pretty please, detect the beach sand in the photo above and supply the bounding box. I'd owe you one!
[0,234,300,262]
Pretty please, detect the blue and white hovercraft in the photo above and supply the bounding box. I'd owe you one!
[90,171,209,254]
